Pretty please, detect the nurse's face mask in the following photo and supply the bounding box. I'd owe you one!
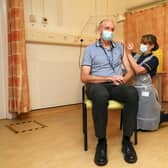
[140,44,148,53]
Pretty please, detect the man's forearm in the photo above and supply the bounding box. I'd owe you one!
[81,74,112,84]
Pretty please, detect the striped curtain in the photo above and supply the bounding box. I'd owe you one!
[124,3,168,101]
[8,0,30,113]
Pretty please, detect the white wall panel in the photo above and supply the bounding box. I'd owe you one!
[27,43,83,109]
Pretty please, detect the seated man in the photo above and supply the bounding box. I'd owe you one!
[80,19,139,166]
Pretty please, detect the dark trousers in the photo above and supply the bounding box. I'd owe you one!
[86,83,139,139]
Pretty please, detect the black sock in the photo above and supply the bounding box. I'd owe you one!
[122,135,130,144]
[98,138,107,144]
[160,111,168,123]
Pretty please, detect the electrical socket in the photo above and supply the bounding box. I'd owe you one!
[41,17,48,24]
[29,14,36,23]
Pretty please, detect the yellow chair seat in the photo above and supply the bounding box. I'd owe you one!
[85,99,124,110]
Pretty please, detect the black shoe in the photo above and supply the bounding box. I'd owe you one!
[160,111,168,124]
[122,141,137,163]
[94,142,108,166]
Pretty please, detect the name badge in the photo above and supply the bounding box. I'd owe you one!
[141,91,149,97]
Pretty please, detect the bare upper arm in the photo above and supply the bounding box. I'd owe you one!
[122,48,132,72]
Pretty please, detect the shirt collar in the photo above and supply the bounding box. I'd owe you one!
[95,39,116,48]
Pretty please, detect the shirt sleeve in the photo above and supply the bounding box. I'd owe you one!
[141,56,159,72]
[81,46,92,66]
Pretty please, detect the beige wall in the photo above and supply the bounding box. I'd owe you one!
[24,0,157,109]
[24,0,125,39]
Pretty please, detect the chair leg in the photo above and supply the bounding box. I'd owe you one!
[82,103,88,151]
[134,119,138,145]
[120,109,123,130]
[134,129,138,145]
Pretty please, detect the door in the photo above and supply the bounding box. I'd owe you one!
[0,0,9,119]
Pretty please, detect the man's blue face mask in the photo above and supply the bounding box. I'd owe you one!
[102,30,113,41]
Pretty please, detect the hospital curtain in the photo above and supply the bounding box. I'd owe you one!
[124,3,168,101]
[8,0,30,113]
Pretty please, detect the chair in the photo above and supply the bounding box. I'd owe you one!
[82,85,137,151]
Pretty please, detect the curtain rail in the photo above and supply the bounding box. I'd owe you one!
[126,0,168,13]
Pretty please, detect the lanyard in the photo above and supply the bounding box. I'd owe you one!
[101,47,115,71]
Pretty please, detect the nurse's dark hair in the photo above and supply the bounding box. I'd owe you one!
[141,34,159,51]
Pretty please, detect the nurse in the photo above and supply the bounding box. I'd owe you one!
[126,34,168,130]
